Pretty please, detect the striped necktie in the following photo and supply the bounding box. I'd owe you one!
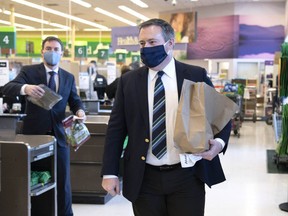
[152,71,167,159]
[48,71,56,92]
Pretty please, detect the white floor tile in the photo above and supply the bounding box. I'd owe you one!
[73,121,288,216]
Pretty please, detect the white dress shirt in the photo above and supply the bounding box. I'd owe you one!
[146,58,181,166]
[20,65,60,95]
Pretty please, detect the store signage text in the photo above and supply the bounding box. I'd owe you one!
[117,36,138,46]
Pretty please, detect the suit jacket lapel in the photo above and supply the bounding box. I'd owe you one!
[136,67,149,130]
[175,60,186,100]
[39,63,48,85]
[57,68,64,94]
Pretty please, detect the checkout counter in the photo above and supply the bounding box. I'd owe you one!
[0,104,115,209]
[70,115,116,204]
[82,99,113,115]
[0,113,26,140]
[0,114,57,216]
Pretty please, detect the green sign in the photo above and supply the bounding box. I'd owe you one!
[131,55,140,63]
[97,49,109,60]
[0,26,16,54]
[75,45,87,58]
[116,53,126,64]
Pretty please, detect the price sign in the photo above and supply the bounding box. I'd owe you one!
[74,45,87,59]
[0,26,16,55]
[97,49,109,60]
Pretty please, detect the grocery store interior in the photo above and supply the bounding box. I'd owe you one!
[0,0,288,215]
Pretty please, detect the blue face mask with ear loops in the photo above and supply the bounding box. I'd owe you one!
[140,40,169,68]
[44,51,61,66]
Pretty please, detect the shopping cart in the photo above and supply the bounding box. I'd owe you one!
[225,93,243,138]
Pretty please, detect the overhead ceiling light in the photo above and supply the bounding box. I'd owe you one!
[2,9,70,30]
[118,5,149,21]
[0,19,35,29]
[71,0,91,8]
[11,0,109,30]
[172,0,177,6]
[130,0,148,8]
[17,28,73,31]
[83,28,111,32]
[94,7,137,26]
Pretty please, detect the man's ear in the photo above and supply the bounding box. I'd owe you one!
[169,38,175,48]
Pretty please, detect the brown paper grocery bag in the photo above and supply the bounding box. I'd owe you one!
[174,80,238,153]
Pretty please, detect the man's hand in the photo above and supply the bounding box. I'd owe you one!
[25,85,45,99]
[102,178,120,196]
[76,109,86,122]
[195,139,223,161]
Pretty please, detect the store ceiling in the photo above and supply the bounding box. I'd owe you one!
[0,0,286,31]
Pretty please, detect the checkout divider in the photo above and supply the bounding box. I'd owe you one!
[0,114,57,216]
[0,101,117,215]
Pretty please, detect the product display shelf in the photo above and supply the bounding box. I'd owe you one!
[244,86,257,122]
[0,134,57,216]
[272,113,288,212]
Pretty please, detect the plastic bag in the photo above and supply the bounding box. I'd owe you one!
[27,84,62,110]
[62,115,90,151]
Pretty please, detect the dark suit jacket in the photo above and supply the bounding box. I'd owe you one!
[2,63,83,147]
[105,78,119,99]
[101,60,231,202]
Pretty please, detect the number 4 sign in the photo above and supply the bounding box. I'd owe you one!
[0,26,16,55]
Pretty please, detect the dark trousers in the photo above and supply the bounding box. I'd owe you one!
[132,164,205,216]
[57,146,73,216]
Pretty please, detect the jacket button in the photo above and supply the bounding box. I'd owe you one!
[145,138,149,143]
[141,156,146,161]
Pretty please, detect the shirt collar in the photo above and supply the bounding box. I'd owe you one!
[44,64,59,74]
[148,58,175,81]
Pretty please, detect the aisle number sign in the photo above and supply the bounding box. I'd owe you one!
[131,55,140,63]
[75,46,87,58]
[115,49,127,64]
[131,52,140,63]
[116,53,126,64]
[97,49,109,60]
[0,26,16,55]
[74,41,87,59]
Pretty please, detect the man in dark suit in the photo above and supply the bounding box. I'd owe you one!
[101,19,231,216]
[3,36,85,216]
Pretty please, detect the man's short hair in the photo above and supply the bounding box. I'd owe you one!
[42,36,64,51]
[138,18,175,42]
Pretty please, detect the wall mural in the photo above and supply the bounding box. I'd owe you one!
[238,15,285,59]
[187,15,239,59]
[187,15,284,60]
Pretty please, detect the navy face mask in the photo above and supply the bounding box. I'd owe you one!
[140,41,169,68]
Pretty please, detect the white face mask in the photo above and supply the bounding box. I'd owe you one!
[44,51,61,66]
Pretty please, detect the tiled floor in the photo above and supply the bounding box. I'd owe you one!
[73,121,288,216]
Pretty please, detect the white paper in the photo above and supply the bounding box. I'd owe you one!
[79,72,90,90]
[0,60,9,86]
[179,153,202,168]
